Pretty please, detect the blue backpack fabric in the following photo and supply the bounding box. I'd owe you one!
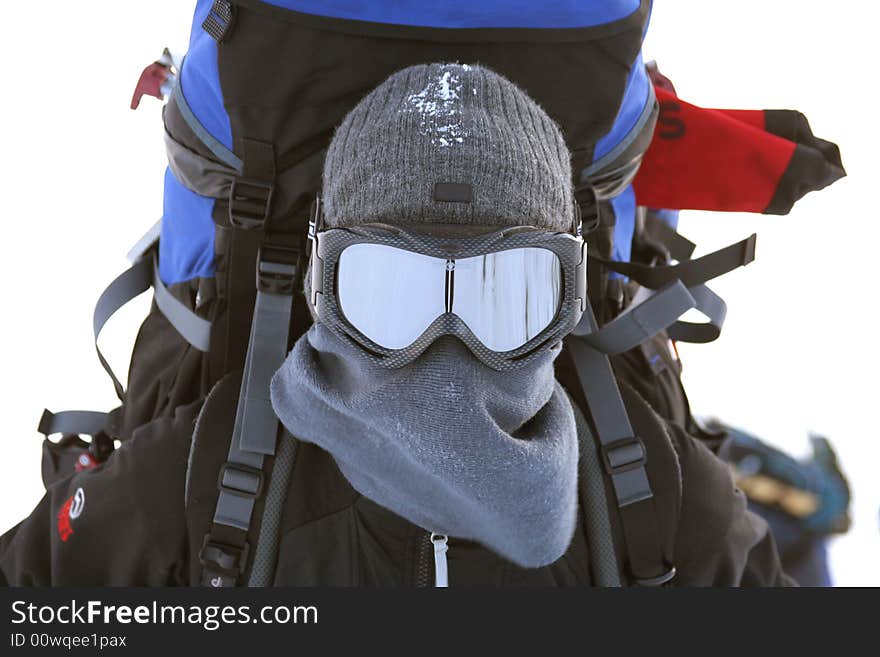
[257,0,642,28]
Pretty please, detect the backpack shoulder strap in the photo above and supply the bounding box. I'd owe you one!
[184,367,299,587]
[184,371,241,585]
[571,398,621,587]
[188,238,300,587]
[564,301,678,586]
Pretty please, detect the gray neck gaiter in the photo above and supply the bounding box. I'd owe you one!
[269,323,580,568]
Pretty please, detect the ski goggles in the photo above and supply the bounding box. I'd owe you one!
[308,222,587,370]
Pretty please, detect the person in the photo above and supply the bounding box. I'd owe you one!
[1,63,792,586]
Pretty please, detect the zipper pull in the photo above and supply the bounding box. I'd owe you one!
[431,532,449,588]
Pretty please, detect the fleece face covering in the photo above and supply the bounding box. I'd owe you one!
[270,323,579,568]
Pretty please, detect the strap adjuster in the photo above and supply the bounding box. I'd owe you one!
[229,178,274,230]
[217,463,264,499]
[601,436,647,476]
[199,536,249,586]
[202,0,236,43]
[256,245,300,295]
[574,185,601,234]
[308,195,323,243]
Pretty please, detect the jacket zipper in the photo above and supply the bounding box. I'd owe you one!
[415,531,449,587]
[431,533,449,587]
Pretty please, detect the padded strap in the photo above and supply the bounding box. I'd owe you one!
[247,429,298,586]
[565,303,676,586]
[593,233,756,290]
[572,280,696,354]
[573,401,622,587]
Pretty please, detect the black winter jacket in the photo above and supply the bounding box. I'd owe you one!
[0,361,792,587]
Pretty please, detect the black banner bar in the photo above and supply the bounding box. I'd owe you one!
[0,587,862,652]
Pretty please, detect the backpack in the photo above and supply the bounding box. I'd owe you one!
[34,0,768,587]
[709,421,850,586]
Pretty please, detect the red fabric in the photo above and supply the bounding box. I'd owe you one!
[716,108,766,131]
[57,497,74,543]
[130,62,171,110]
[633,86,796,213]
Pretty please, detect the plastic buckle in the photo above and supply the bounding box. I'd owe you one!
[217,463,264,499]
[575,241,588,312]
[89,433,115,462]
[307,195,323,244]
[601,436,647,476]
[635,564,677,587]
[256,244,300,295]
[574,185,601,234]
[199,536,249,586]
[229,178,274,230]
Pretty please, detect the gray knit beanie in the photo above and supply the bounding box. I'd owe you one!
[322,63,575,232]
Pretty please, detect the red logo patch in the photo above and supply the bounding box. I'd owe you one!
[57,497,74,542]
[75,453,98,472]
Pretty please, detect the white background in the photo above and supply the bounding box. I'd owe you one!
[0,2,876,585]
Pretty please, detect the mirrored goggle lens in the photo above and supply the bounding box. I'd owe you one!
[451,248,561,351]
[337,244,447,350]
[337,243,562,352]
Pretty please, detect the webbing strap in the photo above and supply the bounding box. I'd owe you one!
[565,303,675,586]
[93,258,153,401]
[125,220,163,264]
[593,233,756,290]
[636,214,731,344]
[151,255,212,352]
[642,212,696,262]
[51,224,206,443]
[38,408,118,438]
[202,0,236,43]
[666,284,727,344]
[202,248,299,586]
[93,253,213,401]
[225,139,275,229]
[164,100,326,227]
[572,280,696,354]
[214,259,295,527]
